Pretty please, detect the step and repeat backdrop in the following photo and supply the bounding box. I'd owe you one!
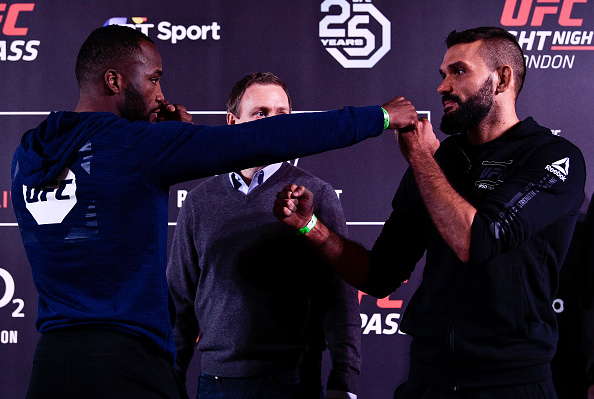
[1,1,593,398]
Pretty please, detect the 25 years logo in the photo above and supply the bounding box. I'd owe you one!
[319,0,391,68]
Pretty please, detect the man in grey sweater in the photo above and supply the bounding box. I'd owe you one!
[167,72,361,399]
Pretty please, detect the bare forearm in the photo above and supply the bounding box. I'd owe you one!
[409,151,476,262]
[304,220,370,289]
[273,184,371,287]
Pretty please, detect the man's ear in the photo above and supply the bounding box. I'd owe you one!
[226,112,237,125]
[104,69,121,94]
[496,65,513,94]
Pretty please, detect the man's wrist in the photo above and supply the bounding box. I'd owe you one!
[381,107,390,130]
[296,214,317,235]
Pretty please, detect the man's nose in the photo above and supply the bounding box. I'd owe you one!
[437,78,452,95]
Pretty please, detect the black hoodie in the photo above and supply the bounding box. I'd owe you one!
[364,117,586,389]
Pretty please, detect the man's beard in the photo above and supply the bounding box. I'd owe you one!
[440,76,495,136]
[121,83,151,122]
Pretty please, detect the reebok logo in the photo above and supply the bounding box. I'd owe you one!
[545,157,570,181]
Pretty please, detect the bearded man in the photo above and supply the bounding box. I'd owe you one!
[273,26,586,399]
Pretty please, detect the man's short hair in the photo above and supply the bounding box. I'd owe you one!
[446,26,526,98]
[226,72,292,117]
[75,25,154,89]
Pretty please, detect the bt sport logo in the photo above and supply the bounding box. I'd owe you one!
[104,17,221,44]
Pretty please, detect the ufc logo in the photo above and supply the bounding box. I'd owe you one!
[501,0,587,27]
[480,166,504,180]
[24,180,73,203]
[0,3,34,36]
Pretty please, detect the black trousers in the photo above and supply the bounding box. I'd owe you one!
[393,379,558,399]
[26,328,186,399]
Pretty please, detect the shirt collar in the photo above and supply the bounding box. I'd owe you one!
[229,162,283,194]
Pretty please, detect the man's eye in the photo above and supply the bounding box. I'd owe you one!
[255,111,264,117]
[454,69,465,75]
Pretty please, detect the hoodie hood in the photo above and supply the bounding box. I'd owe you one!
[15,111,123,188]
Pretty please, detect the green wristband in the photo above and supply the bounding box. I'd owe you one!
[296,214,317,235]
[381,107,390,129]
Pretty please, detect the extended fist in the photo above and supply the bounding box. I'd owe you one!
[273,184,315,230]
[381,96,418,131]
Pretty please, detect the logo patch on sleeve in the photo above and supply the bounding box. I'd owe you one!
[545,157,570,181]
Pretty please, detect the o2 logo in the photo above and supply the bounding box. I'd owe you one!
[0,268,25,318]
[319,0,391,68]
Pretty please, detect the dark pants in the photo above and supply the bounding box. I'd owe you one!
[26,328,185,399]
[197,368,300,399]
[393,379,558,399]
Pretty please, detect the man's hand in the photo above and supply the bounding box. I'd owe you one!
[151,101,193,124]
[396,117,440,164]
[275,185,372,288]
[273,184,314,230]
[381,96,418,130]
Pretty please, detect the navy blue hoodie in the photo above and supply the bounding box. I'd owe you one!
[11,108,383,361]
